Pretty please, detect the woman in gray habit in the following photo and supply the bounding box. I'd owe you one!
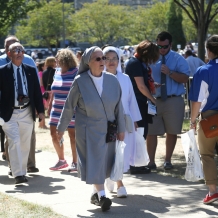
[57,46,125,212]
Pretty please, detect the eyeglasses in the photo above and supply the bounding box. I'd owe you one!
[157,44,170,49]
[105,57,119,62]
[12,48,25,54]
[95,56,106,61]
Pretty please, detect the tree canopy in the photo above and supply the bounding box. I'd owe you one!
[174,0,218,59]
[0,0,40,37]
[16,0,75,52]
[73,0,132,46]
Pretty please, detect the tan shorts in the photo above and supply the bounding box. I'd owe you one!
[148,96,185,135]
[198,110,218,185]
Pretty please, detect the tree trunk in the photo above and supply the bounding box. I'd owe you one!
[197,26,206,61]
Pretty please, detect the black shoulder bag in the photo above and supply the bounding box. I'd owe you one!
[89,75,117,143]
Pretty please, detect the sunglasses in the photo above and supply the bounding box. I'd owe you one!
[157,44,170,49]
[12,48,25,54]
[95,56,106,61]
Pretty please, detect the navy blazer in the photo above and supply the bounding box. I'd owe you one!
[0,62,44,122]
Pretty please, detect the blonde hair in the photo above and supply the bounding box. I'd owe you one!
[55,49,78,69]
[45,57,56,68]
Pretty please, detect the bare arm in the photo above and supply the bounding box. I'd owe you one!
[47,92,54,116]
[134,77,156,104]
[190,101,201,129]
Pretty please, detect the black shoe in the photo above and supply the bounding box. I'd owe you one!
[2,153,6,161]
[91,193,100,206]
[15,176,28,184]
[129,166,151,174]
[8,169,12,176]
[99,196,112,212]
[27,166,39,173]
[164,162,173,170]
[145,163,157,170]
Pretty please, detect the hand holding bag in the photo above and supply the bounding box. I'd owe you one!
[110,140,126,181]
[181,129,204,182]
[200,113,218,138]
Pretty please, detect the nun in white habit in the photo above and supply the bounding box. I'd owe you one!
[103,46,142,197]
[57,46,125,212]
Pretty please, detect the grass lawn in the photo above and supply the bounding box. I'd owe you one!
[0,192,66,218]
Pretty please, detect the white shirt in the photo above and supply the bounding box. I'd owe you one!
[88,70,103,96]
[12,63,28,106]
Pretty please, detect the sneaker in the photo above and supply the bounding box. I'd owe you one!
[91,193,100,206]
[203,193,218,204]
[145,163,157,170]
[117,186,127,198]
[99,196,112,212]
[164,162,173,170]
[49,160,68,170]
[105,178,114,192]
[68,162,77,172]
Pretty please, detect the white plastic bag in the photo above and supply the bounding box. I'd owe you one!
[110,140,126,181]
[133,128,150,166]
[181,129,204,182]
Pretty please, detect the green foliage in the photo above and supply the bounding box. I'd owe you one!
[167,0,186,50]
[128,2,169,44]
[0,0,41,37]
[72,0,132,46]
[15,0,75,50]
[208,4,218,36]
[182,10,197,42]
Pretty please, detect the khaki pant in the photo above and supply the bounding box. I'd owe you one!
[5,123,36,168]
[2,107,33,177]
[198,110,218,185]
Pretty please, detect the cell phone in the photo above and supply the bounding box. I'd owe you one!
[39,118,42,122]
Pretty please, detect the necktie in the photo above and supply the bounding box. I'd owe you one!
[161,56,167,101]
[17,68,24,95]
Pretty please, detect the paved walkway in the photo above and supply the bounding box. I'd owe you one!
[0,151,218,218]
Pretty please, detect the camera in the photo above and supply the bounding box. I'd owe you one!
[17,95,30,106]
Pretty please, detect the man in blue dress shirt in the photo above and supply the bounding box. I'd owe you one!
[147,31,190,170]
[0,35,39,175]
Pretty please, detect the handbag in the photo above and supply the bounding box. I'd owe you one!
[89,76,117,143]
[42,69,52,100]
[200,113,218,138]
[181,129,204,182]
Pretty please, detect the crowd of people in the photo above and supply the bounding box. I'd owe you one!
[0,32,218,211]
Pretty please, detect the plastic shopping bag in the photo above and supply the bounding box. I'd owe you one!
[133,128,150,167]
[181,129,204,182]
[110,140,126,181]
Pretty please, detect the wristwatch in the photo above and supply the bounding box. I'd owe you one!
[169,70,173,76]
